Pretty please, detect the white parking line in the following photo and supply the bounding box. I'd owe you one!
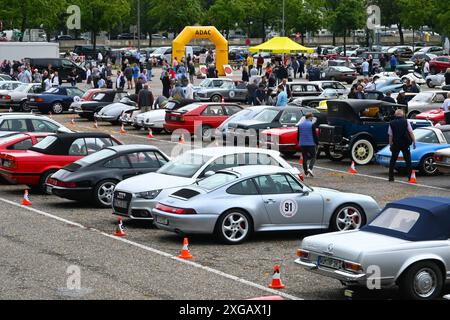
[0,196,302,300]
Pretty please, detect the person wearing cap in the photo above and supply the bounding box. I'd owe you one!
[382,91,396,104]
[442,92,450,124]
[387,109,416,182]
[298,112,319,177]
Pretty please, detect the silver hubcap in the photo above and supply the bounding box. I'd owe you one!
[98,182,115,206]
[413,268,437,298]
[53,103,63,114]
[336,207,362,231]
[222,212,248,242]
[423,157,436,174]
[212,96,220,102]
[202,127,211,139]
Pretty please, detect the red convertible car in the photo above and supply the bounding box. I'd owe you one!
[416,109,446,126]
[0,132,51,153]
[164,102,243,139]
[0,132,121,192]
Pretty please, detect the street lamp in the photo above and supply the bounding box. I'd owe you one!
[282,0,285,36]
[137,0,141,51]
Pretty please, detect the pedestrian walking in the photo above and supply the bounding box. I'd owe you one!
[276,85,288,107]
[138,84,155,113]
[445,68,450,86]
[388,109,416,182]
[256,54,264,76]
[442,92,450,124]
[124,65,133,89]
[188,61,195,84]
[390,54,398,72]
[161,71,171,98]
[298,113,319,177]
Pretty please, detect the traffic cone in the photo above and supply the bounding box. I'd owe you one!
[49,112,52,118]
[147,128,154,139]
[268,265,285,289]
[178,237,193,259]
[21,189,32,206]
[93,120,98,129]
[298,154,303,165]
[348,161,358,174]
[409,170,417,184]
[113,217,127,237]
[8,107,12,113]
[179,134,185,144]
[120,123,126,134]
[298,172,305,182]
[221,96,225,103]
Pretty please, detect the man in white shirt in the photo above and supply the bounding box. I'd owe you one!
[442,92,450,124]
[364,77,376,91]
[423,60,430,78]
[52,71,60,86]
[98,52,103,63]
[44,77,52,91]
[182,78,194,99]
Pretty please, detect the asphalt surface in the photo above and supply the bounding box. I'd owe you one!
[1,69,449,300]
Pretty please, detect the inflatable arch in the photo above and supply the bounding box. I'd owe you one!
[172,26,228,76]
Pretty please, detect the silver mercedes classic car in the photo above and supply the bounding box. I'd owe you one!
[295,196,450,300]
[152,165,380,244]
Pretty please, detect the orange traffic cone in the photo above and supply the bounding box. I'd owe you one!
[120,124,126,134]
[113,217,127,237]
[49,112,52,118]
[178,237,193,259]
[348,161,358,174]
[179,134,186,144]
[93,120,98,129]
[268,265,285,289]
[8,107,12,113]
[221,96,225,103]
[298,172,305,182]
[409,170,417,184]
[298,154,303,166]
[147,128,154,139]
[21,189,32,206]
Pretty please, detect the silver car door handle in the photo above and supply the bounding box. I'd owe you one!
[264,199,276,204]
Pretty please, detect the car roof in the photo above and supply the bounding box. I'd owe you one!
[188,147,280,157]
[218,165,290,178]
[327,99,399,111]
[0,113,51,119]
[105,144,160,153]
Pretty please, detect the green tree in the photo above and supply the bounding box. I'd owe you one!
[239,0,282,41]
[206,0,245,39]
[285,0,323,44]
[398,0,434,45]
[149,0,204,35]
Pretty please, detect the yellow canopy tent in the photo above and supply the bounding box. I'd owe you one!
[249,36,314,54]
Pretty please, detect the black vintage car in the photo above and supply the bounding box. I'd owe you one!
[47,145,170,207]
[70,90,129,120]
[228,106,324,144]
[319,100,432,165]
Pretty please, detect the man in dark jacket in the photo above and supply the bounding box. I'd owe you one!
[298,113,319,177]
[388,109,416,181]
[138,84,154,113]
[382,91,396,104]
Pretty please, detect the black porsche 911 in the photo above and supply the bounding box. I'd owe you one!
[46,145,170,207]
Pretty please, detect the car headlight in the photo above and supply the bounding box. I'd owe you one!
[135,189,162,199]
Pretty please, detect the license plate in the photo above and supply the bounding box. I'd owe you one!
[382,156,390,162]
[30,98,35,102]
[170,116,178,121]
[318,256,343,270]
[113,199,128,209]
[46,186,53,194]
[156,216,169,225]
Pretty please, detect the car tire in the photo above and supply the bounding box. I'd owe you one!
[199,124,213,140]
[211,94,222,103]
[426,79,435,89]
[93,179,117,208]
[51,102,64,114]
[399,261,443,300]
[419,155,438,176]
[21,100,31,112]
[351,139,374,165]
[329,203,366,232]
[215,209,253,245]
[39,169,58,194]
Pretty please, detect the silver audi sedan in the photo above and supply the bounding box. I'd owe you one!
[152,165,380,244]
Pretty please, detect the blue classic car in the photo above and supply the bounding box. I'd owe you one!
[374,77,404,94]
[27,87,85,114]
[319,100,432,165]
[376,126,450,175]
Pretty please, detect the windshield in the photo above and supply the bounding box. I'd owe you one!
[254,109,279,123]
[197,172,238,191]
[0,133,27,145]
[14,84,30,92]
[75,148,116,166]
[410,92,433,103]
[321,89,339,98]
[93,93,106,101]
[152,47,168,55]
[414,128,439,144]
[32,136,57,150]
[199,79,211,87]
[369,207,420,233]
[157,152,212,178]
[45,88,59,94]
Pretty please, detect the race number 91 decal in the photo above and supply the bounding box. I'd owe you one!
[280,199,298,218]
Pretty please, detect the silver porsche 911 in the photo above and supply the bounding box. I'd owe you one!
[152,165,380,244]
[295,196,450,300]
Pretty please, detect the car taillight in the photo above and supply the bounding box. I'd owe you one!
[2,159,16,169]
[155,203,196,214]
[47,178,76,188]
[4,95,11,100]
[434,155,443,162]
[344,261,363,272]
[298,173,304,181]
[179,116,185,122]
[296,249,310,259]
[35,98,44,102]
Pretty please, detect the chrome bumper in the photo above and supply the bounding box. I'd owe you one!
[294,258,366,282]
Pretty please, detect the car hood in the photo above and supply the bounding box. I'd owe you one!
[261,127,296,136]
[301,230,410,261]
[97,103,135,116]
[115,172,195,194]
[138,109,166,121]
[417,109,443,118]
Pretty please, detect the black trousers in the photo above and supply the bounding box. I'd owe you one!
[301,146,317,173]
[389,145,412,180]
[445,112,450,125]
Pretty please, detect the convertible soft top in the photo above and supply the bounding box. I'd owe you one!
[327,99,401,113]
[362,196,450,241]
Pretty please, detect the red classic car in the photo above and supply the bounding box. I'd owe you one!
[0,132,121,192]
[164,102,243,139]
[0,132,51,153]
[261,127,300,156]
[416,109,446,126]
[429,56,450,74]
